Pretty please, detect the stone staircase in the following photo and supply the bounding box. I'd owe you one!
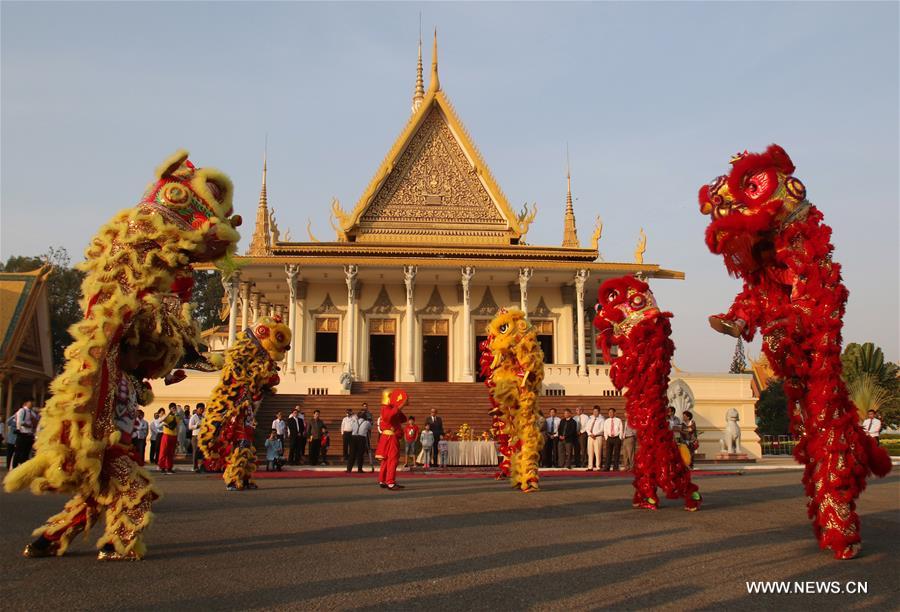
[256,381,624,447]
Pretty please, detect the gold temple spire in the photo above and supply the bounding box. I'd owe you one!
[562,146,580,248]
[428,28,440,93]
[412,32,425,113]
[247,147,272,256]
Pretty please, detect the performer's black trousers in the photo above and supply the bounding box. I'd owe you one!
[347,435,367,472]
[342,431,352,459]
[309,439,321,466]
[13,434,34,466]
[289,436,302,464]
[604,436,622,470]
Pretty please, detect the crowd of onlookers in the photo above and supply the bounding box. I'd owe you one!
[1,398,887,473]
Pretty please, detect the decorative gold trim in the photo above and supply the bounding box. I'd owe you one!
[345,89,522,240]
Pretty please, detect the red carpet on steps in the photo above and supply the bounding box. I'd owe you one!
[249,469,738,480]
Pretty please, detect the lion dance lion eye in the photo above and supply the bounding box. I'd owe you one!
[606,290,619,303]
[498,323,510,334]
[276,332,285,344]
[630,294,645,309]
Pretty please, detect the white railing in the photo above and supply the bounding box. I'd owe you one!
[542,364,619,396]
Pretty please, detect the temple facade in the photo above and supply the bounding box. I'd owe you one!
[164,34,761,458]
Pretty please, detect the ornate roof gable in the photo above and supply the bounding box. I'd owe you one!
[339,85,523,245]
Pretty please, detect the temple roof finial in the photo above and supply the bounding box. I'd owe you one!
[412,27,425,113]
[247,142,272,256]
[428,27,440,93]
[562,144,580,248]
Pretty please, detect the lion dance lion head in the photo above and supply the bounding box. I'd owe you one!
[593,276,666,363]
[697,144,807,277]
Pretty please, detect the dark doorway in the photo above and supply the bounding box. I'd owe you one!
[369,334,396,381]
[422,335,449,382]
[475,334,488,382]
[315,333,338,362]
[538,335,554,364]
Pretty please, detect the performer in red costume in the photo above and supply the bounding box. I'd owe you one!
[375,389,408,490]
[698,144,891,559]
[594,276,701,512]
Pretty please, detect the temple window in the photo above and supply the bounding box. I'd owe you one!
[314,317,340,362]
[533,319,554,364]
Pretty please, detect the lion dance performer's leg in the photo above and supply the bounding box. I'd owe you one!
[95,448,159,559]
[511,388,542,492]
[25,495,101,557]
[224,443,257,491]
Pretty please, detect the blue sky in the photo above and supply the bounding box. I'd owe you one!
[2,1,897,371]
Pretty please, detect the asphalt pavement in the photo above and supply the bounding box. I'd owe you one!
[0,469,897,611]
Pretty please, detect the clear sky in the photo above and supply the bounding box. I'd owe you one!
[2,1,898,372]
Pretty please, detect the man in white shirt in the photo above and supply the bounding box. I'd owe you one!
[543,409,561,468]
[340,408,355,461]
[286,407,305,465]
[667,407,682,442]
[862,410,882,443]
[575,407,590,468]
[133,413,150,464]
[13,399,39,466]
[621,418,637,471]
[347,410,372,473]
[584,406,605,471]
[602,407,625,471]
[189,405,205,472]
[148,409,164,464]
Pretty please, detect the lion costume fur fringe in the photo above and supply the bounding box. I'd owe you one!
[4,150,240,558]
[481,309,545,492]
[199,316,291,490]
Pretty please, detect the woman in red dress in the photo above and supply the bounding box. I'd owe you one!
[375,389,408,490]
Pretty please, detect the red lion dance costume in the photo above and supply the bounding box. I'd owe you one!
[699,144,891,559]
[593,276,701,511]
[3,150,241,560]
[375,389,408,490]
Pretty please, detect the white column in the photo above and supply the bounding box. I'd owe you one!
[403,265,417,381]
[225,272,241,347]
[285,265,299,374]
[344,264,358,378]
[518,267,533,313]
[296,281,307,363]
[250,291,260,324]
[240,281,251,331]
[575,269,589,377]
[461,266,475,381]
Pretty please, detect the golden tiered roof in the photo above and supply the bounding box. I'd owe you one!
[235,32,683,282]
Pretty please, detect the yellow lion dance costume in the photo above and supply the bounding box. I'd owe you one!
[481,309,545,492]
[4,151,240,560]
[199,316,291,491]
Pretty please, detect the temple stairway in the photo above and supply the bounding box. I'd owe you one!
[256,382,624,446]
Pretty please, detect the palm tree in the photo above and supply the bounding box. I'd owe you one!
[848,374,890,421]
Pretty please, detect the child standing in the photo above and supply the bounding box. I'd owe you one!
[320,425,330,465]
[265,430,283,471]
[419,424,434,470]
[438,435,449,469]
[403,416,420,469]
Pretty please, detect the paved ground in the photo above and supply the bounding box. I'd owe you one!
[0,469,897,611]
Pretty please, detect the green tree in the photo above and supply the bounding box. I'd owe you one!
[729,337,747,374]
[755,380,790,435]
[190,269,226,332]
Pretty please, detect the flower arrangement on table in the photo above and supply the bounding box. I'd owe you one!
[456,423,476,441]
